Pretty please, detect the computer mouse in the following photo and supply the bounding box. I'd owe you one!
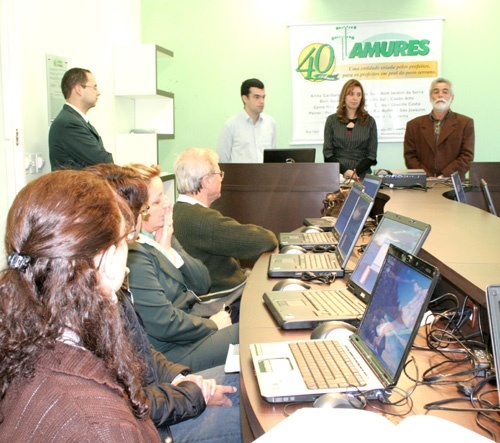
[310,321,357,340]
[299,226,323,233]
[272,279,311,292]
[313,393,355,409]
[279,245,308,254]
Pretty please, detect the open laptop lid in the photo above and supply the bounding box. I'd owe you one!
[362,174,383,199]
[480,179,497,216]
[486,285,500,401]
[451,171,467,204]
[337,191,374,268]
[331,182,365,240]
[350,244,439,387]
[346,212,431,303]
[263,148,316,163]
[302,182,364,233]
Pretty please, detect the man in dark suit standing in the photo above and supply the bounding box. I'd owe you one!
[49,67,114,170]
[403,77,474,179]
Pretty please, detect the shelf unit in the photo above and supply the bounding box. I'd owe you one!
[114,44,174,165]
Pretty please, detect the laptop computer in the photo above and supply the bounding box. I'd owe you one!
[480,179,497,216]
[361,173,383,198]
[268,192,373,279]
[263,148,316,163]
[264,212,432,329]
[451,171,467,204]
[252,244,439,403]
[290,183,364,243]
[486,285,500,389]
[303,174,382,231]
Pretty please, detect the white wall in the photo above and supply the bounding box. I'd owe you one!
[0,0,142,265]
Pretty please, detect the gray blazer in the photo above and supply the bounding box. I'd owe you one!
[127,236,216,354]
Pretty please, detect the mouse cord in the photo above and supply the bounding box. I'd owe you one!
[300,272,335,285]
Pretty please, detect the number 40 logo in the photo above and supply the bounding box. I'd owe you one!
[296,43,338,82]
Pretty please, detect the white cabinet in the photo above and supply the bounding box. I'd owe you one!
[114,44,174,165]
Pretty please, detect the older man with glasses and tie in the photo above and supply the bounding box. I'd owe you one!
[49,67,114,170]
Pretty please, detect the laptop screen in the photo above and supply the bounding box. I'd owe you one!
[357,245,436,379]
[348,212,431,298]
[486,285,500,404]
[337,192,373,262]
[481,179,497,216]
[451,171,467,203]
[362,174,383,199]
[263,148,316,163]
[334,182,364,236]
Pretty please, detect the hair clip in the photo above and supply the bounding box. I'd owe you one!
[8,252,32,272]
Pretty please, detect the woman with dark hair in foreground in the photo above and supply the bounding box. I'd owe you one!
[0,170,160,442]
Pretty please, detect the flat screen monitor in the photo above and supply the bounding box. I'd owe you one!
[263,148,315,163]
[481,178,497,216]
[451,171,467,204]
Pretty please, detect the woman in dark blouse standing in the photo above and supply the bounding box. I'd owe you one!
[323,79,378,179]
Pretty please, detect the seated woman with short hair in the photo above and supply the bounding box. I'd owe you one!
[125,163,239,372]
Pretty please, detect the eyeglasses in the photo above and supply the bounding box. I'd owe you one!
[125,228,137,244]
[81,84,98,90]
[140,204,150,216]
[210,171,225,180]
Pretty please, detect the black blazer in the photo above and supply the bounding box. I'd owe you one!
[48,104,114,170]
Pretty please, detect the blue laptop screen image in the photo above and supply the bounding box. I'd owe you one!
[333,183,363,235]
[337,194,371,259]
[358,252,434,377]
[349,214,430,297]
[362,174,382,199]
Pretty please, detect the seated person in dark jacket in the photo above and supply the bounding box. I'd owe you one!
[172,147,278,308]
[123,163,239,372]
[87,164,241,443]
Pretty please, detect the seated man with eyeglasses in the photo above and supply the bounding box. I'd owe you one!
[172,148,278,321]
[49,67,114,171]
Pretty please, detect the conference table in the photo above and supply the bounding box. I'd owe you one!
[239,182,500,441]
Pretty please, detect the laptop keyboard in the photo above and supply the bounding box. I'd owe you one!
[289,340,368,390]
[297,254,337,269]
[303,290,365,316]
[303,232,334,243]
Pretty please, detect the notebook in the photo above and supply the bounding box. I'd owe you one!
[451,171,467,204]
[480,179,497,216]
[486,285,500,393]
[303,174,382,231]
[264,212,431,329]
[263,148,316,163]
[292,183,364,241]
[252,244,439,403]
[268,192,373,279]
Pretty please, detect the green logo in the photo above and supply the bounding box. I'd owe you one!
[349,40,431,58]
[296,43,339,82]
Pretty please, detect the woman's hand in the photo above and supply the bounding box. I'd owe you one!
[343,169,359,180]
[154,201,174,249]
[209,310,232,330]
[173,374,237,405]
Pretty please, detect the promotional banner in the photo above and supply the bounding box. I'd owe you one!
[289,18,443,143]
